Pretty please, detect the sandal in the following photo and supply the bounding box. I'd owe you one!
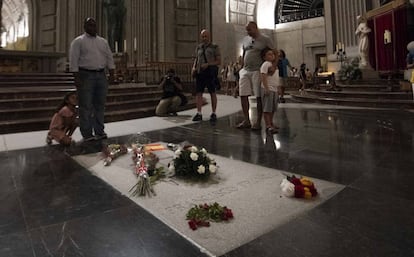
[251,123,262,130]
[236,120,251,129]
[266,127,278,134]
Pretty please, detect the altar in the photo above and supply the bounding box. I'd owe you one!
[0,50,66,73]
[366,0,414,73]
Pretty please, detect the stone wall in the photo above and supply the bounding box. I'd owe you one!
[275,17,325,72]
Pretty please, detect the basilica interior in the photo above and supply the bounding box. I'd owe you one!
[0,1,414,257]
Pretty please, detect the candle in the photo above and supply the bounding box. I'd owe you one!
[115,41,118,53]
[134,37,137,51]
[384,30,391,44]
[123,39,127,52]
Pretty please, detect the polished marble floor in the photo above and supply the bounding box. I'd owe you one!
[1,96,414,257]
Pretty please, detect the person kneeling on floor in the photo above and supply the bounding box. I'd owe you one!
[155,69,187,116]
[46,91,79,145]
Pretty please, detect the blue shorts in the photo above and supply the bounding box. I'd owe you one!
[195,67,219,93]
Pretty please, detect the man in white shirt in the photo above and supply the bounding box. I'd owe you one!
[69,17,115,141]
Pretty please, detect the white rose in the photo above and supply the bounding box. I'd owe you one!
[197,165,206,174]
[280,178,295,197]
[201,148,208,155]
[168,164,175,172]
[209,164,217,173]
[190,152,199,161]
[190,146,198,152]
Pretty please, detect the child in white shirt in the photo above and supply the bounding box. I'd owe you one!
[260,48,280,134]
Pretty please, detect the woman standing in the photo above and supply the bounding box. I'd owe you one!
[277,50,292,103]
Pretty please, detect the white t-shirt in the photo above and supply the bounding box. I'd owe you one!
[260,61,279,92]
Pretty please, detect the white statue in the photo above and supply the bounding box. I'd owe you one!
[355,15,371,68]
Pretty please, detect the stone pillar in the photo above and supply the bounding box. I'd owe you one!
[124,0,154,64]
[0,0,2,47]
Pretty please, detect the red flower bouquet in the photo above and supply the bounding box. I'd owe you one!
[280,175,318,199]
[186,202,234,230]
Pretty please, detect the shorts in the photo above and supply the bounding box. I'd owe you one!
[239,68,261,97]
[279,77,288,88]
[195,67,218,93]
[261,90,278,113]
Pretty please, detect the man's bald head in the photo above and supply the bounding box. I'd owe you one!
[200,29,211,44]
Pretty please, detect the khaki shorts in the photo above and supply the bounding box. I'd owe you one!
[239,69,261,97]
[261,90,278,112]
[279,77,288,88]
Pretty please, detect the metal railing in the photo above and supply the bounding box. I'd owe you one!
[124,61,194,85]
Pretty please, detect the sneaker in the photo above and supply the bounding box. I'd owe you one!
[46,135,52,145]
[170,112,178,116]
[95,133,108,140]
[192,113,202,121]
[236,120,251,129]
[210,113,217,122]
[81,136,96,143]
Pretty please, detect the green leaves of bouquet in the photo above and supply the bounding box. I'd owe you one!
[169,146,217,178]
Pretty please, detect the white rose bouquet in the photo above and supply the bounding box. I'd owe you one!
[169,145,217,178]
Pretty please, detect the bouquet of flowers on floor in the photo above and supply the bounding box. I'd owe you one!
[168,143,217,179]
[102,144,128,166]
[186,202,234,230]
[280,174,318,199]
[129,145,165,197]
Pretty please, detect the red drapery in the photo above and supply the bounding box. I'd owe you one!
[370,6,409,72]
[374,13,393,71]
[394,7,408,70]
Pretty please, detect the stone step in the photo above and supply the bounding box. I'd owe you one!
[0,79,195,134]
[290,92,414,109]
[0,97,196,134]
[0,107,156,134]
[0,72,75,87]
[0,91,164,109]
[0,81,75,87]
[304,89,413,100]
[317,84,400,91]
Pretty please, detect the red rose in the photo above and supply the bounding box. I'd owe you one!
[290,178,302,186]
[224,208,234,219]
[188,220,198,230]
[310,187,318,196]
[294,185,305,198]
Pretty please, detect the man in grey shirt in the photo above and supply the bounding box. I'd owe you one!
[191,29,221,123]
[237,21,274,130]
